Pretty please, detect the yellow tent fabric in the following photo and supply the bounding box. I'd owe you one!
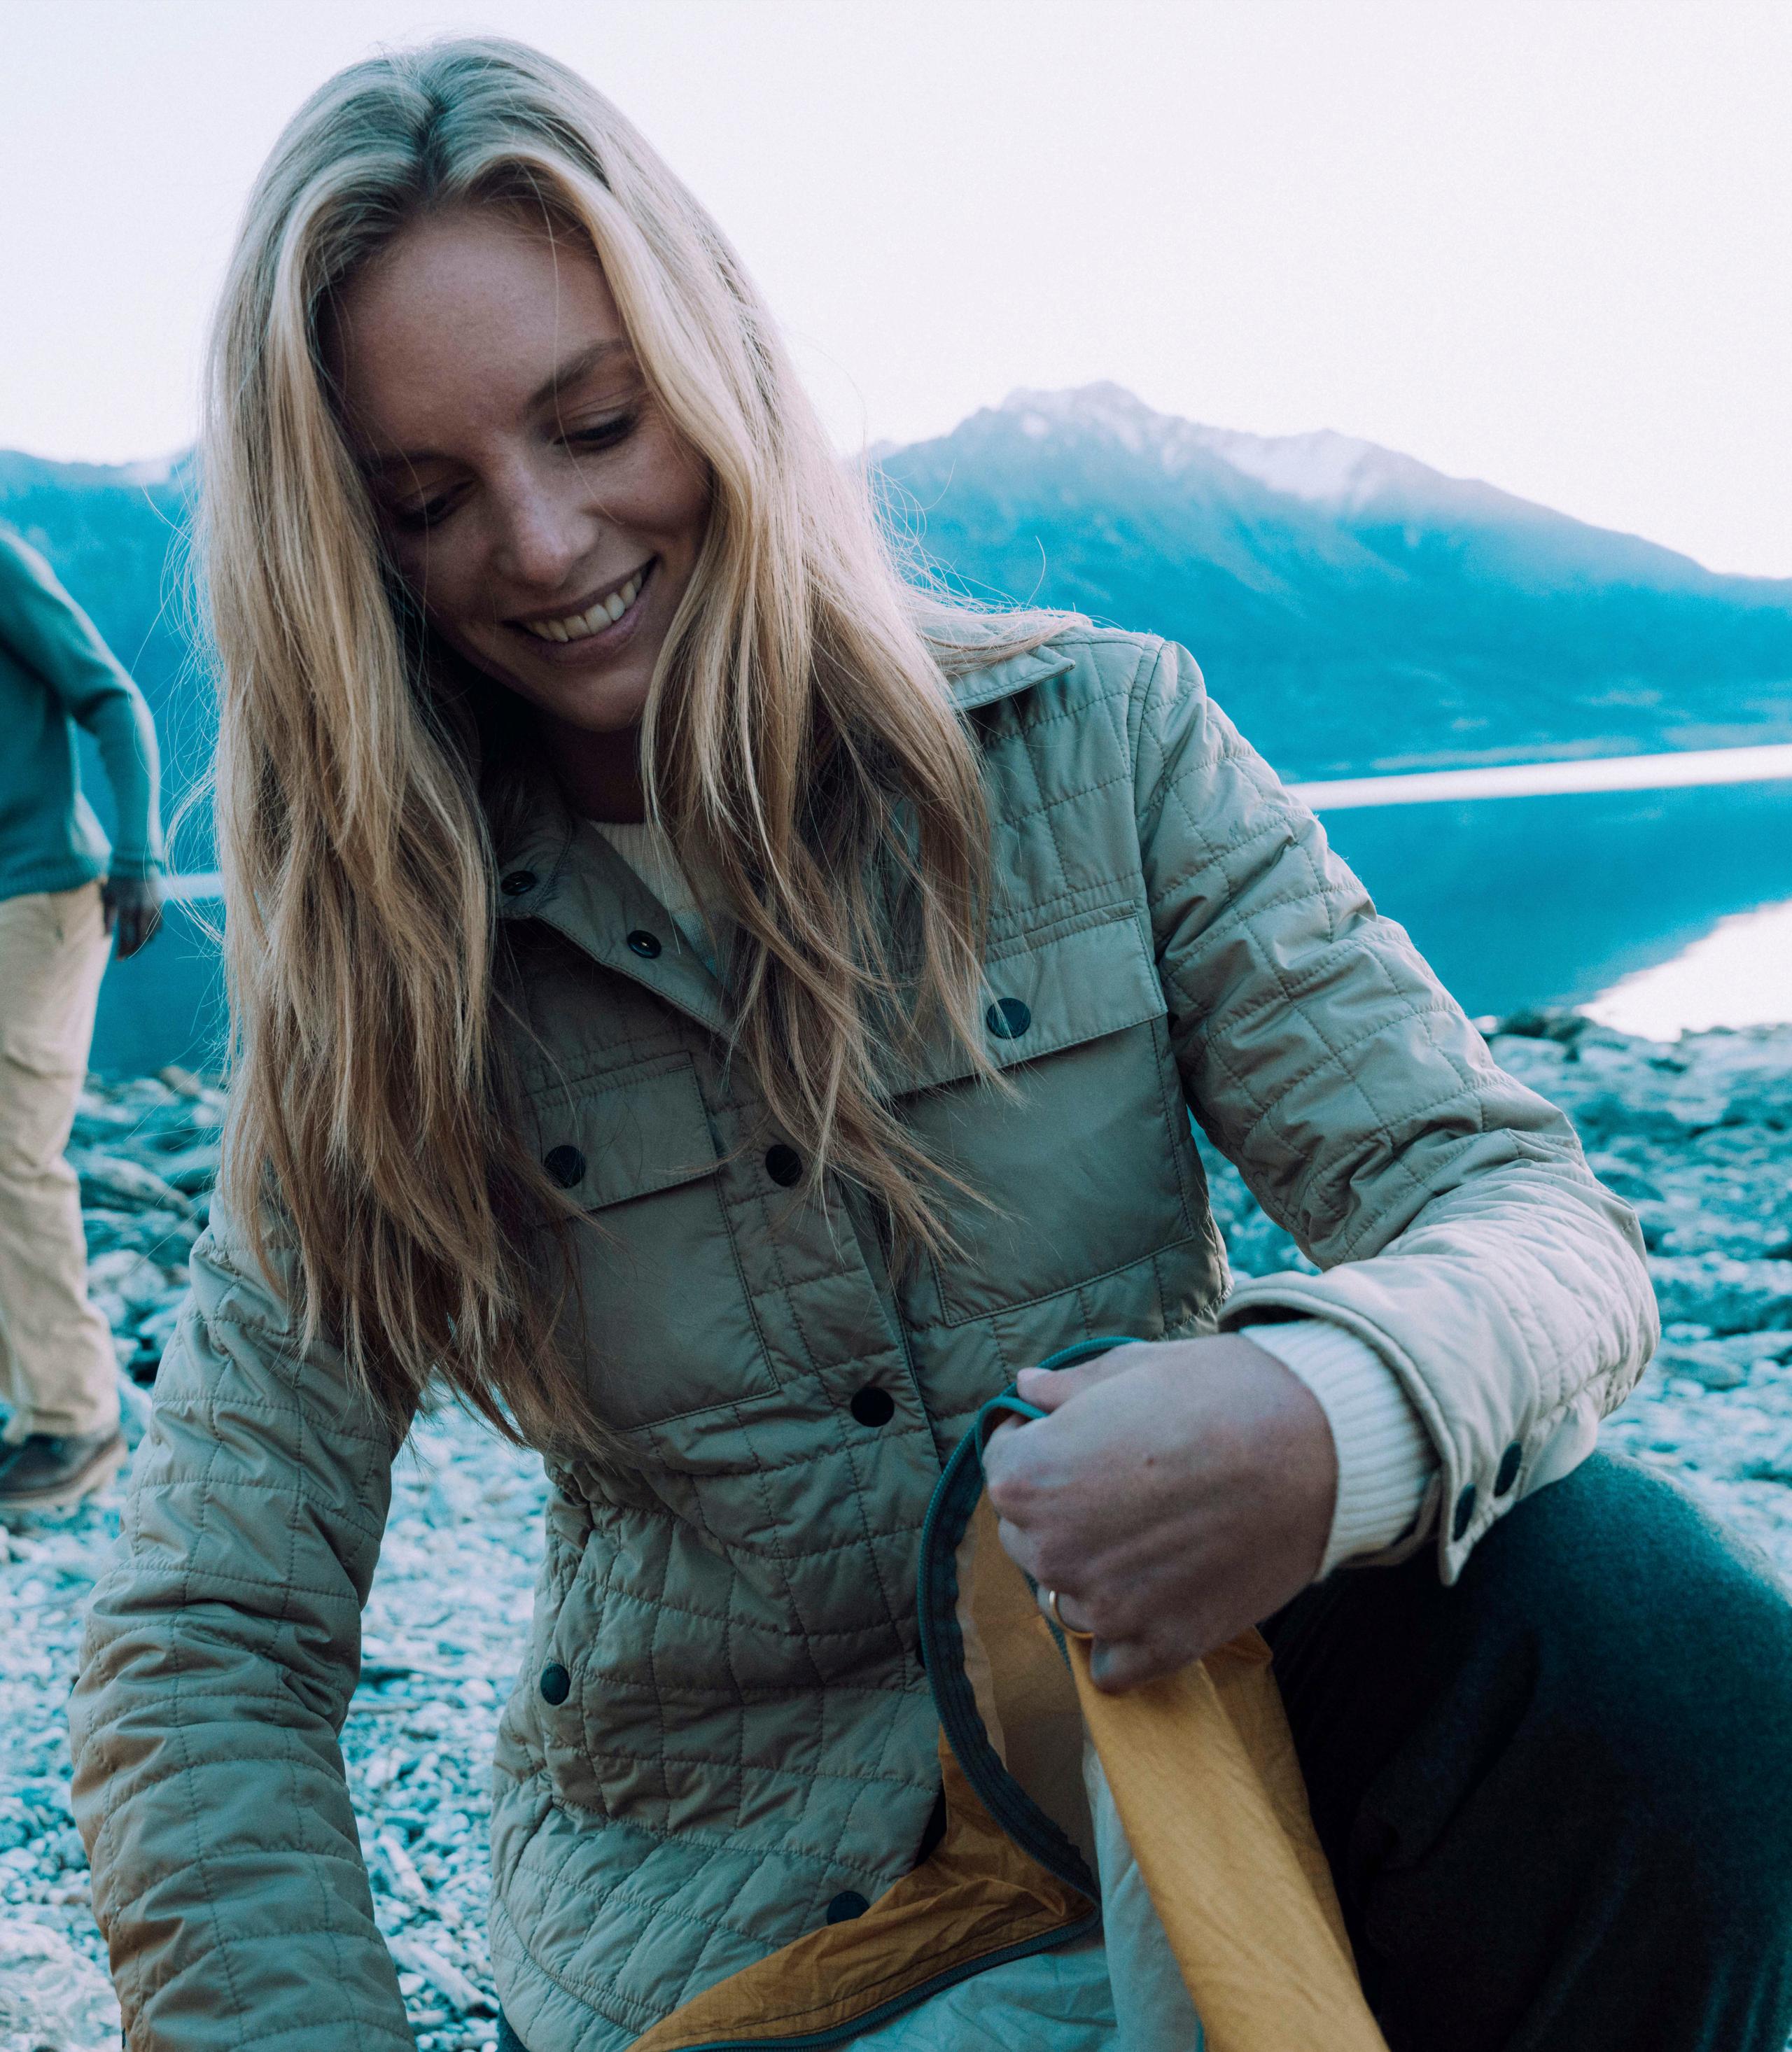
[953,1484,1386,2052]
[1070,1630,1386,2052]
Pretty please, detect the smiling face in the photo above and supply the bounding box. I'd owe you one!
[330,205,710,771]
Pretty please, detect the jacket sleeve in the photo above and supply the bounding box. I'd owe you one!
[0,528,164,876]
[1126,638,1658,1581]
[69,1208,413,2049]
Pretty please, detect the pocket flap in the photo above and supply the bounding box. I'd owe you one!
[897,910,1166,1095]
[526,1054,720,1209]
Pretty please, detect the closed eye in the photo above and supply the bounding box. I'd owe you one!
[390,486,463,532]
[564,409,638,454]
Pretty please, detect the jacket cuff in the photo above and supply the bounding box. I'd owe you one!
[1238,1318,1438,1576]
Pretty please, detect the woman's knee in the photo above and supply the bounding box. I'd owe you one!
[1466,1454,1792,1906]
[1468,1454,1792,1698]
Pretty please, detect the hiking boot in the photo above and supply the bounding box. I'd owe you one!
[0,1428,127,1511]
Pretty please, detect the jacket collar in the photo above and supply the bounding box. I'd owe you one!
[494,782,729,1035]
[943,634,1075,714]
[492,632,1074,1032]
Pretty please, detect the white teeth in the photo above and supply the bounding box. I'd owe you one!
[520,570,645,642]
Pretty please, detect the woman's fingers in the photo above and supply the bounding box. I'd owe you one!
[988,1338,1334,1693]
[993,1513,1046,1586]
[1037,1584,1098,1638]
[1088,1635,1177,1694]
[996,1515,1152,1647]
[982,1413,1055,1526]
[1013,1347,1146,1414]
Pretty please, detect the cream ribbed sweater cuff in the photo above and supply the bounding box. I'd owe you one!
[1240,1318,1438,1577]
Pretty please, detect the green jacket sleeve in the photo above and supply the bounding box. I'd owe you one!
[1126,638,1657,1581]
[69,1209,413,2049]
[0,529,164,876]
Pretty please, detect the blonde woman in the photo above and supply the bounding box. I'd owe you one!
[70,38,1792,2052]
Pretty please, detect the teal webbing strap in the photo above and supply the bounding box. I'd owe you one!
[914,1337,1139,1895]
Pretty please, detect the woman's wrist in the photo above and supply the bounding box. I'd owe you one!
[1238,1319,1438,1575]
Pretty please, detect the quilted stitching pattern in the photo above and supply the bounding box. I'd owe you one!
[70,630,1654,2051]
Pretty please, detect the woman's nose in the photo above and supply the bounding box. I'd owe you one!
[492,470,590,591]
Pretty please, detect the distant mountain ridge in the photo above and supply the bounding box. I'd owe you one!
[4,386,1790,832]
[875,384,1792,777]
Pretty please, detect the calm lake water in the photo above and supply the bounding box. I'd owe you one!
[91,765,1792,1076]
[1320,775,1792,1023]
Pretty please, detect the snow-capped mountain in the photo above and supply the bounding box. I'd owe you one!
[1002,384,1395,507]
[876,385,1792,775]
[973,382,1737,592]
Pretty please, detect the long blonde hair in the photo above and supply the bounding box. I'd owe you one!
[207,36,1061,1451]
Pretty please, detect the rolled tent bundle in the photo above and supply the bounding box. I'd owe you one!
[915,1346,1390,2052]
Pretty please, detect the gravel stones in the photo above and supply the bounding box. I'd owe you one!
[1648,1256,1792,1336]
[0,1917,120,2051]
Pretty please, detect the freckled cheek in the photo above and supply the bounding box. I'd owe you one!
[669,482,711,563]
[652,501,710,586]
[617,435,710,562]
[614,485,699,558]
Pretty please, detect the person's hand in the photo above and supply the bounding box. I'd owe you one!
[102,873,164,960]
[982,1335,1338,1694]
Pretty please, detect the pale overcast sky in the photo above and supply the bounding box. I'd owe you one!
[4,0,1789,575]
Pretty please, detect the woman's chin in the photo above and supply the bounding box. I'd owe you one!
[513,665,654,740]
[462,639,655,737]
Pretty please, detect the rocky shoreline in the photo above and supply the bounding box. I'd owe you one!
[4,1016,1791,2050]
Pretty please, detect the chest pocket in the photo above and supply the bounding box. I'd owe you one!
[526,1053,778,1431]
[898,911,1208,1328]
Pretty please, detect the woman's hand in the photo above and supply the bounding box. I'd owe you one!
[982,1336,1338,1694]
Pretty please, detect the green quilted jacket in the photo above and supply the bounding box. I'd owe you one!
[70,630,1656,2050]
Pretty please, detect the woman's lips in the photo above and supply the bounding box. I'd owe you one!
[512,560,652,645]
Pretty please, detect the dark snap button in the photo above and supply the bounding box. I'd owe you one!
[825,1891,869,1924]
[850,1386,895,1428]
[1452,1484,1478,1542]
[544,1145,586,1189]
[1495,1442,1523,1496]
[538,1661,570,1705]
[986,997,1032,1039]
[765,1144,803,1188]
[626,929,662,960]
[500,869,537,898]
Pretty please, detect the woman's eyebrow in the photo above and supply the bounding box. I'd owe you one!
[358,339,638,477]
[527,336,635,414]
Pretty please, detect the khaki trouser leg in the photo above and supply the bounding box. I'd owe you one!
[0,885,120,1440]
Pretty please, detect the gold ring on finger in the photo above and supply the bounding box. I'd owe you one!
[1044,1587,1096,1642]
